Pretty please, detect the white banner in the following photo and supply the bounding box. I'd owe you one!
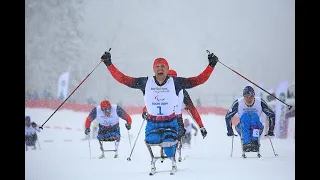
[274,80,288,138]
[57,72,70,101]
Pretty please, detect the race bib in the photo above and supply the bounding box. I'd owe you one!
[252,129,260,137]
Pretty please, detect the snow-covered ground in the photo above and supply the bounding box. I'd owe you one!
[25,108,295,180]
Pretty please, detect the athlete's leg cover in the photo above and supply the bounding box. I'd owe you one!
[145,119,178,158]
[236,113,263,144]
[97,125,121,142]
[236,113,253,145]
[249,113,263,141]
[32,133,37,142]
[145,132,162,144]
[25,134,36,146]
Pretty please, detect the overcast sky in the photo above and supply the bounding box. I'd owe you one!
[26,0,294,107]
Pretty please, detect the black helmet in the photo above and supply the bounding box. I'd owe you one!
[243,86,255,97]
[25,116,31,122]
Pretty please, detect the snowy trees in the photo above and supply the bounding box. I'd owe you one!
[25,0,85,101]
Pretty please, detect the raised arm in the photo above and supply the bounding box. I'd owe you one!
[107,64,147,89]
[177,66,214,90]
[173,53,219,91]
[101,51,147,91]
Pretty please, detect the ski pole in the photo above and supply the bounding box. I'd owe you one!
[39,49,111,130]
[127,129,132,150]
[87,135,92,159]
[37,134,41,150]
[127,119,145,161]
[206,50,293,110]
[230,134,237,157]
[266,135,278,156]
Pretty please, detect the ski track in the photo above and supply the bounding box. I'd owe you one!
[25,109,295,180]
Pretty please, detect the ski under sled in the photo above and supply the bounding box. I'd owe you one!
[98,140,118,159]
[239,130,262,159]
[145,140,178,175]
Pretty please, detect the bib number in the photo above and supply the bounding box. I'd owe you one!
[252,129,260,137]
[157,106,164,115]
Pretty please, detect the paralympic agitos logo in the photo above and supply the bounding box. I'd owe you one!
[154,95,165,101]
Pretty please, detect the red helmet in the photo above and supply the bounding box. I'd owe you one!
[100,100,111,110]
[168,69,177,77]
[153,57,169,69]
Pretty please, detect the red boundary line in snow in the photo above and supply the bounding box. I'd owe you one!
[43,125,82,131]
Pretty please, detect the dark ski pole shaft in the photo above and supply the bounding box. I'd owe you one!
[206,50,293,110]
[266,135,278,156]
[39,48,111,130]
[127,119,146,161]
